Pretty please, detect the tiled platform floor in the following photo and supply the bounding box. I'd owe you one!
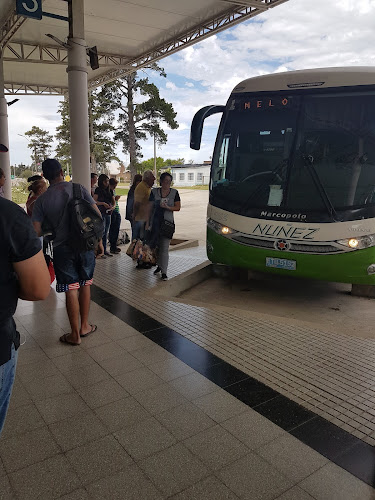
[93,247,375,447]
[1,247,375,498]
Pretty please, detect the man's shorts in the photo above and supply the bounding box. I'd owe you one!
[53,244,95,293]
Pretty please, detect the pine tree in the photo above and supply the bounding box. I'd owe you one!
[24,126,53,171]
[55,89,116,174]
[98,64,179,178]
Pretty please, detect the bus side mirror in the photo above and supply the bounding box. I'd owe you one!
[190,105,225,150]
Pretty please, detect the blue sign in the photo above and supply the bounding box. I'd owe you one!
[16,0,42,20]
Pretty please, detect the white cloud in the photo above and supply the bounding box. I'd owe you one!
[6,0,375,167]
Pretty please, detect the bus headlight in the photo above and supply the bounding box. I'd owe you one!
[207,218,234,235]
[337,234,375,250]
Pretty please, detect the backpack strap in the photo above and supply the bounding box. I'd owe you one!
[72,183,82,200]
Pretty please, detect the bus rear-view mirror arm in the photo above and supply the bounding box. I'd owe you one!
[190,105,225,150]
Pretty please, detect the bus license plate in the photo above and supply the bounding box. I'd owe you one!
[266,257,296,271]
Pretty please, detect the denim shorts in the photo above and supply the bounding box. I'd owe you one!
[0,345,18,436]
[53,244,96,293]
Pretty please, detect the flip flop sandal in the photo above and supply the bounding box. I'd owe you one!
[80,324,97,338]
[59,334,80,346]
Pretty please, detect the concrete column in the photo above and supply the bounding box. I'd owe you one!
[67,0,90,190]
[0,53,11,200]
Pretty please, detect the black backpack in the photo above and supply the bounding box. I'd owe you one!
[69,183,104,251]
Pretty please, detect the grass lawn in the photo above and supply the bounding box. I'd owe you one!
[115,187,129,196]
[12,183,29,204]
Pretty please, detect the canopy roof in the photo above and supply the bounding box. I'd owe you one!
[0,0,288,95]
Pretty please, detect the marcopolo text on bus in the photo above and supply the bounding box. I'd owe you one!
[260,211,307,221]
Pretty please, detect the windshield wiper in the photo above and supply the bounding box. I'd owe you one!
[302,154,340,222]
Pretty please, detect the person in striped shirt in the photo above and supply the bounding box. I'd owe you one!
[109,177,122,254]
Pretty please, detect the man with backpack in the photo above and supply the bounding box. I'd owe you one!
[32,159,103,346]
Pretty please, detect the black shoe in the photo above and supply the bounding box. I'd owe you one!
[153,266,161,275]
[104,252,113,257]
[110,247,121,254]
[161,273,168,281]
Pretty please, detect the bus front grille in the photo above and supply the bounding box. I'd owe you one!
[231,235,342,254]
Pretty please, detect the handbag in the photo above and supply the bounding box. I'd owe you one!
[160,219,175,239]
[126,239,137,257]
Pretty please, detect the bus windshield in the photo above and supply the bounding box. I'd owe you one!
[211,91,375,219]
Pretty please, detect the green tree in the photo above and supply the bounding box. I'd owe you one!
[98,64,179,178]
[55,90,117,174]
[24,126,53,171]
[164,158,184,166]
[138,157,185,178]
[21,168,33,179]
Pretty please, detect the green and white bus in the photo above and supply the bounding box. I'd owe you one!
[190,67,375,285]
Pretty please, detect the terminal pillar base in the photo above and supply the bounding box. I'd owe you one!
[351,284,375,299]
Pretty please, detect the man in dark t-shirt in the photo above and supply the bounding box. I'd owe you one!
[0,198,50,435]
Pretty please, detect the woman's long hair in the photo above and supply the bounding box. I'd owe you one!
[28,179,46,195]
[129,174,142,194]
[98,174,110,191]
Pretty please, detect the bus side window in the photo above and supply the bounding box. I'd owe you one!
[217,135,230,181]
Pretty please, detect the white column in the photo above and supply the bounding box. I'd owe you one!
[0,53,11,200]
[67,0,90,191]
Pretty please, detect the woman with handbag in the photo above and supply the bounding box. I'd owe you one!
[148,172,181,281]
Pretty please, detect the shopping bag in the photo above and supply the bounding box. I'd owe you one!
[126,239,137,258]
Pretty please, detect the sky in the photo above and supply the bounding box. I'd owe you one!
[6,0,375,172]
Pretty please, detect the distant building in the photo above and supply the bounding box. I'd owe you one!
[170,162,211,187]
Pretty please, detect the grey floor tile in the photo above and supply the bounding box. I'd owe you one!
[156,401,216,440]
[59,489,90,500]
[139,442,209,497]
[299,462,375,500]
[275,486,315,500]
[0,402,45,440]
[16,358,60,383]
[48,411,109,452]
[94,396,150,432]
[0,457,6,477]
[6,380,32,409]
[22,372,73,401]
[63,362,111,390]
[257,433,328,483]
[77,378,129,409]
[184,424,249,470]
[221,410,286,449]
[0,426,60,473]
[193,389,249,423]
[35,391,90,424]
[42,341,86,359]
[115,367,164,395]
[114,416,176,461]
[97,353,145,377]
[85,342,127,362]
[0,474,15,500]
[78,329,113,350]
[16,346,49,366]
[134,382,188,415]
[169,475,240,500]
[170,372,220,400]
[85,464,163,500]
[148,357,194,381]
[117,335,156,352]
[52,349,95,373]
[131,345,174,365]
[65,434,133,485]
[216,452,293,500]
[8,454,81,500]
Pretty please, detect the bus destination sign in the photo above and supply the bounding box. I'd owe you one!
[237,96,296,112]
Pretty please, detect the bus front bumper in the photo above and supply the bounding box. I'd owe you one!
[207,228,375,285]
